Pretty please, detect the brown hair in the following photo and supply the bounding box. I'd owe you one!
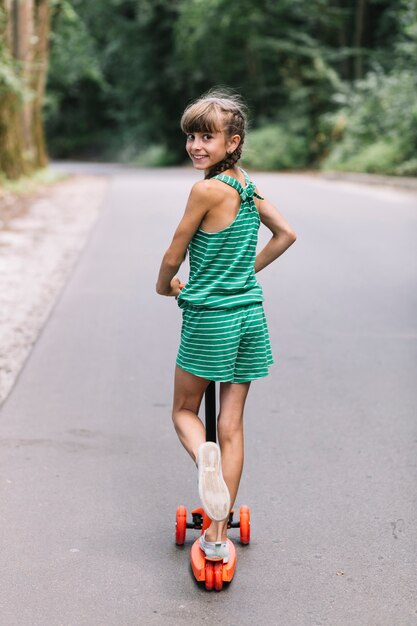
[180,88,247,178]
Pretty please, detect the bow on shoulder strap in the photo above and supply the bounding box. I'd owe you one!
[240,181,264,205]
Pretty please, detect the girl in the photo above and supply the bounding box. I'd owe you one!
[156,89,296,562]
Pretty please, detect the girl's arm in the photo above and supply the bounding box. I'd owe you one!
[156,181,217,296]
[254,192,297,274]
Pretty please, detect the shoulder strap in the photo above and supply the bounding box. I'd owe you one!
[212,170,264,203]
[212,173,245,197]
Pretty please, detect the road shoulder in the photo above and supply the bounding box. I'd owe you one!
[0,174,109,405]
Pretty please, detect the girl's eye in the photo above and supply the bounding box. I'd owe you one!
[185,133,212,141]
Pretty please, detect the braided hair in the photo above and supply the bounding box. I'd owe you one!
[180,89,247,179]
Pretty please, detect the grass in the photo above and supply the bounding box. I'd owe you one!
[0,167,69,197]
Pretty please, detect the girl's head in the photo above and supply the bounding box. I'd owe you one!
[180,89,247,178]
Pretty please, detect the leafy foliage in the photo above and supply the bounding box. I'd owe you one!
[41,0,417,174]
[242,124,309,171]
[320,70,417,174]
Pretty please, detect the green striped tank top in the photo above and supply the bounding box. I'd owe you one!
[177,168,264,310]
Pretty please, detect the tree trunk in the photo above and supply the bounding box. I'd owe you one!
[0,0,28,179]
[12,0,50,168]
[0,93,29,179]
[354,0,367,79]
[31,0,50,167]
[14,0,34,156]
[0,0,50,180]
[336,0,350,80]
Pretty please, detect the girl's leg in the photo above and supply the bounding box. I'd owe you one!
[205,381,251,542]
[172,365,210,462]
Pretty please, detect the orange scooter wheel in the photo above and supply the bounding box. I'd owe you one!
[175,505,187,545]
[214,562,223,591]
[240,505,250,545]
[205,561,214,590]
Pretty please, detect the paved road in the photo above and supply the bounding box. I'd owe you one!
[1,165,416,626]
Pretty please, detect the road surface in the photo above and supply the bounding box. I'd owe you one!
[1,164,416,625]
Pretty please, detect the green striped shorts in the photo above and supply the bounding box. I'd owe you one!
[176,302,274,383]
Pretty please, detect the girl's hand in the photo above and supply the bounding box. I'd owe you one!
[170,276,184,298]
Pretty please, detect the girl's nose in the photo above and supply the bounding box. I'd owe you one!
[192,136,203,149]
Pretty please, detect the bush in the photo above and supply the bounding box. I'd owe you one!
[132,144,178,167]
[324,139,405,174]
[320,70,417,175]
[242,124,309,171]
[394,158,417,176]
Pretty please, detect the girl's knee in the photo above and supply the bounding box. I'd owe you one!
[172,408,179,428]
[217,413,243,443]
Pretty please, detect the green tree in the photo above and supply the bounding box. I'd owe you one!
[319,0,417,174]
[0,0,50,179]
[47,0,184,160]
[44,0,417,171]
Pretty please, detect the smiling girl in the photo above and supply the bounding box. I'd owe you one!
[156,89,296,562]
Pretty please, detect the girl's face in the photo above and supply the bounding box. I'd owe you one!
[185,130,240,174]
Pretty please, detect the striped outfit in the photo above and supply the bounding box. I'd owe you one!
[176,168,274,383]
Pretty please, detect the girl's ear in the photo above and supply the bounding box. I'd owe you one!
[227,134,241,154]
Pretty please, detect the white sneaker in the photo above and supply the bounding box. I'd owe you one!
[199,531,230,563]
[197,442,230,522]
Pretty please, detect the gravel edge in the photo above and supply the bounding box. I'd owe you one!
[0,175,109,407]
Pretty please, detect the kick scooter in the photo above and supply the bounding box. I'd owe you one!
[175,381,251,591]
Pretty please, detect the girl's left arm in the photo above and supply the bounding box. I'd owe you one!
[254,191,297,274]
[156,181,213,296]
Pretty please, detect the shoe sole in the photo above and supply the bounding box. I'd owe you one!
[197,442,231,522]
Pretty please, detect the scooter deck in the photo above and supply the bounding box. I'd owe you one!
[190,538,236,582]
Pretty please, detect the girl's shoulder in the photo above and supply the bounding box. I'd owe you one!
[190,178,231,204]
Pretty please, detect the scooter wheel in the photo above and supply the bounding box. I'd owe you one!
[175,505,187,545]
[240,505,250,545]
[205,561,214,590]
[214,562,223,591]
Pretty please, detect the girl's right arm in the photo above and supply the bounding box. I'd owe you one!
[254,193,297,274]
[156,180,218,296]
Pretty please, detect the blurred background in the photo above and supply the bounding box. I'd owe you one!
[1,0,417,181]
